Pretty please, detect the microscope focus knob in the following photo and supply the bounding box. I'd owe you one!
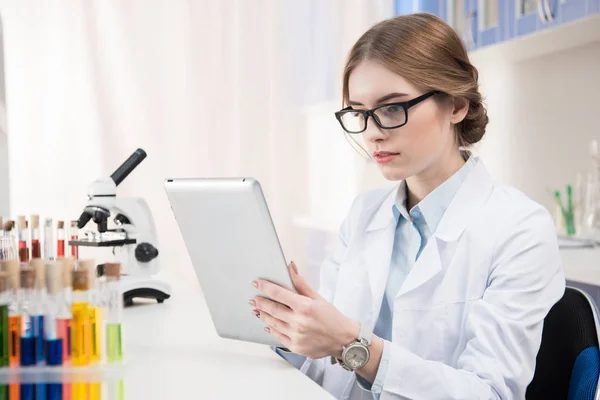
[135,242,159,263]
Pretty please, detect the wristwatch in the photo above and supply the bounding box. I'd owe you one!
[333,322,372,371]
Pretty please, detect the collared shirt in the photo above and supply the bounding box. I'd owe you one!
[362,155,477,398]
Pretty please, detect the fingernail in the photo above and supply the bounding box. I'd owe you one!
[253,309,260,318]
[264,327,270,333]
[248,299,256,307]
[290,262,298,274]
[252,280,258,288]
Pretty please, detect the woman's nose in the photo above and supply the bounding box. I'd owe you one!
[362,117,388,143]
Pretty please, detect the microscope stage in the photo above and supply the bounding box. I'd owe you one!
[69,239,137,247]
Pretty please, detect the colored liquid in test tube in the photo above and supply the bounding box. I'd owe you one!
[104,263,123,362]
[80,260,101,400]
[45,261,65,400]
[3,259,20,400]
[71,268,90,400]
[0,272,10,400]
[31,259,47,400]
[58,258,73,400]
[105,263,124,400]
[30,215,41,259]
[17,216,29,263]
[57,221,65,258]
[70,221,78,260]
[20,267,36,400]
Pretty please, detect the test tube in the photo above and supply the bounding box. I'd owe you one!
[104,263,123,362]
[71,268,90,400]
[3,221,15,247]
[105,263,124,400]
[57,221,65,258]
[31,259,46,365]
[45,218,55,261]
[0,272,10,400]
[31,215,41,259]
[80,260,102,400]
[45,261,64,400]
[0,236,15,261]
[69,221,78,260]
[4,258,20,400]
[20,266,36,400]
[32,260,47,400]
[32,263,47,400]
[17,216,29,263]
[80,260,102,363]
[58,258,73,400]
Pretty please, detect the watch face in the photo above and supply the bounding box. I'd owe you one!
[344,345,369,369]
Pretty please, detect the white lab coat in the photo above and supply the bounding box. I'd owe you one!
[299,158,565,400]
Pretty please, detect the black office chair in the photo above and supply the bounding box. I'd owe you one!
[527,287,600,400]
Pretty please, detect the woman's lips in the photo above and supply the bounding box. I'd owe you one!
[373,151,400,164]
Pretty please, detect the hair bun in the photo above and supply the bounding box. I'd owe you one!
[458,98,488,147]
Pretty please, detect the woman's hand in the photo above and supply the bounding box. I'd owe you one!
[251,262,359,360]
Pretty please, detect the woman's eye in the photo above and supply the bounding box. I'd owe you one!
[384,105,402,113]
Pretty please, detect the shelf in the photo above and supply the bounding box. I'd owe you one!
[470,14,600,65]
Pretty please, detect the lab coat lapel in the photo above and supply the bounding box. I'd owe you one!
[365,223,396,324]
[359,186,398,326]
[396,158,494,298]
[434,158,494,241]
[397,236,442,297]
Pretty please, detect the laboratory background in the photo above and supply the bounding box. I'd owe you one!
[0,0,598,399]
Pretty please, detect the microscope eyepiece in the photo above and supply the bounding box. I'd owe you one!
[110,148,147,186]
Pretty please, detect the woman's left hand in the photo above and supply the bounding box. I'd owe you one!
[251,262,359,360]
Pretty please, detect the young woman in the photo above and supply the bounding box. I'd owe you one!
[249,13,565,399]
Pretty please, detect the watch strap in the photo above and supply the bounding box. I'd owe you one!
[358,321,372,345]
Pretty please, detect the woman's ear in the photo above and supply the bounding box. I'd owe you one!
[450,97,469,125]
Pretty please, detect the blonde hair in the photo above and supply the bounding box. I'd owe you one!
[342,13,488,147]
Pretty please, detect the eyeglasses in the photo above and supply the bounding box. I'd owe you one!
[334,91,440,134]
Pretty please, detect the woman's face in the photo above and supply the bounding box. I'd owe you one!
[347,60,464,181]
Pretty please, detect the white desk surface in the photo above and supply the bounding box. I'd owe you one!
[117,245,599,399]
[560,247,600,287]
[123,280,333,400]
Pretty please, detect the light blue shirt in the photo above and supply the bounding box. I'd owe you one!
[361,155,476,398]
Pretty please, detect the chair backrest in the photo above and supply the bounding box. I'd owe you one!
[526,287,600,400]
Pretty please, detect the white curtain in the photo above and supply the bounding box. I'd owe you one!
[0,0,393,288]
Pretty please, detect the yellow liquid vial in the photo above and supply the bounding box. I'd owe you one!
[89,307,102,362]
[72,383,88,400]
[89,383,101,400]
[71,302,90,366]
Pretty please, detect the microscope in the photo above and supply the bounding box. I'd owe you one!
[71,148,171,306]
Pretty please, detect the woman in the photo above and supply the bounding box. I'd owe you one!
[249,13,565,400]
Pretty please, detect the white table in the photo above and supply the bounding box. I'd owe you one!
[560,247,600,287]
[122,280,333,399]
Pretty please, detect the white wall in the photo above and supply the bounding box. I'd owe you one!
[0,14,7,218]
[475,42,600,214]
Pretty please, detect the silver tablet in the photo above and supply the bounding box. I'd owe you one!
[164,177,295,346]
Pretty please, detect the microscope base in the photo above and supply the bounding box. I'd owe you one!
[120,275,172,307]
